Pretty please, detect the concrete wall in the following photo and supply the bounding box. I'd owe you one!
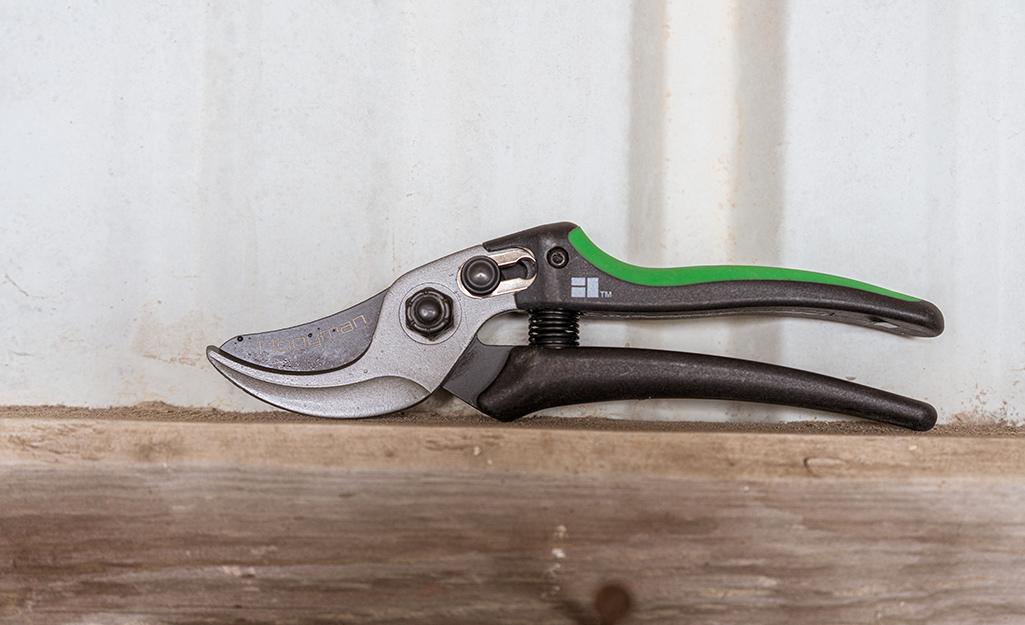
[2,1,1023,423]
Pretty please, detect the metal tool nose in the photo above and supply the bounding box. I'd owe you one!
[206,346,431,418]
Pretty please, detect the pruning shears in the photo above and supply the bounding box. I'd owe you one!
[207,222,944,430]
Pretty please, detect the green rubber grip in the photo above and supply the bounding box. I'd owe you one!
[567,227,920,302]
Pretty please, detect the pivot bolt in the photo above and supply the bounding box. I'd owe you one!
[406,289,453,337]
[547,247,569,268]
[460,256,501,296]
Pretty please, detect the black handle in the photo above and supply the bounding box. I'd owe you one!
[473,346,937,430]
[485,223,944,337]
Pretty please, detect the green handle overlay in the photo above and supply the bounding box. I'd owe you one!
[567,227,920,302]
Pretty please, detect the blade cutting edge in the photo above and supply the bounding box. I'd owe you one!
[207,346,429,418]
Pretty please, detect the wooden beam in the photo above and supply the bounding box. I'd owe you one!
[2,408,1025,624]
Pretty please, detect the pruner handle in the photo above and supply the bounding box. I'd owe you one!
[485,223,943,337]
[473,346,937,431]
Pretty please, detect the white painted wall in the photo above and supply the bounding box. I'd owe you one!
[2,2,1022,424]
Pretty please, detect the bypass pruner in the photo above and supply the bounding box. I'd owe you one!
[207,222,944,430]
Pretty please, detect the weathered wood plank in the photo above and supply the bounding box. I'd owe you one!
[3,413,1025,624]
[2,415,1024,481]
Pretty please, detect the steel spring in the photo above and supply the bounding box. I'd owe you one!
[528,309,580,348]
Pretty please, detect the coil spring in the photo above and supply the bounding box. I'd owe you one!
[528,309,580,348]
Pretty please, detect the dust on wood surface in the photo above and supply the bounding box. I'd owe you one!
[3,404,1025,484]
[1,403,1021,437]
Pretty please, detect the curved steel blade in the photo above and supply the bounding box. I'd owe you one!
[217,291,386,373]
[208,347,429,417]
[206,244,526,418]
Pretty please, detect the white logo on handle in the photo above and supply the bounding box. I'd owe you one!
[571,277,600,298]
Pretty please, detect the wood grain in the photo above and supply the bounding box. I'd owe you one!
[3,412,1025,624]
